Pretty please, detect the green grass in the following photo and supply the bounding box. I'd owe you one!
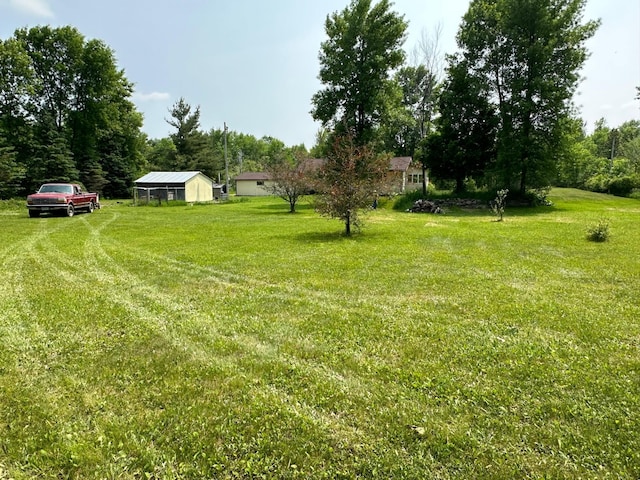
[1,189,639,478]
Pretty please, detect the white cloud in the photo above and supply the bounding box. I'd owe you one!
[5,0,54,17]
[621,100,638,110]
[132,91,171,102]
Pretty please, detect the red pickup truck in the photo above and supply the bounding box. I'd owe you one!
[26,183,101,218]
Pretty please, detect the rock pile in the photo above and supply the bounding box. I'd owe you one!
[407,199,444,214]
[407,198,487,214]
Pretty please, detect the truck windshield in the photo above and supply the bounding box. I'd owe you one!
[39,185,74,194]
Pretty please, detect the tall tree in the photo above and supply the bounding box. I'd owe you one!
[0,134,25,197]
[456,0,599,193]
[311,0,407,146]
[424,57,498,193]
[0,26,143,197]
[166,97,208,171]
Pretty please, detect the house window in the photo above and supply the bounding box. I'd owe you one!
[257,181,265,186]
[409,173,423,184]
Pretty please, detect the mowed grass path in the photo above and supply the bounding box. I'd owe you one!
[0,189,639,478]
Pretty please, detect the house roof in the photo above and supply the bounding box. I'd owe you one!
[135,171,212,184]
[389,156,412,171]
[235,172,272,181]
[298,156,413,173]
[297,158,326,173]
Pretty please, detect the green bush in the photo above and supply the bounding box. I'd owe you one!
[586,218,611,242]
[463,177,478,192]
[525,186,553,206]
[584,173,610,193]
[608,175,640,197]
[0,198,24,211]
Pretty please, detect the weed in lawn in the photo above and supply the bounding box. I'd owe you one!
[586,217,611,242]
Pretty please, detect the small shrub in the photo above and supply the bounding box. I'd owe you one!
[490,188,509,221]
[463,177,478,192]
[586,218,611,242]
[526,186,553,206]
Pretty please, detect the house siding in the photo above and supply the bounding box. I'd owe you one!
[236,179,275,196]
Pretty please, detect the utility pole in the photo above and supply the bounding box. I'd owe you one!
[610,128,617,172]
[224,122,229,199]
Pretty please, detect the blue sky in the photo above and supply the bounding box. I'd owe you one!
[1,0,638,148]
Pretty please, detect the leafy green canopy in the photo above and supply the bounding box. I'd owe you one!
[311,0,407,146]
[455,0,599,193]
[425,57,498,193]
[0,26,143,197]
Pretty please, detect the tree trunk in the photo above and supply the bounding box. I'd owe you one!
[345,210,351,236]
[520,164,527,195]
[421,163,428,197]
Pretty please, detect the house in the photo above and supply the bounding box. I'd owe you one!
[233,157,426,197]
[388,157,426,193]
[235,172,275,196]
[134,171,214,203]
[299,156,425,194]
[388,156,412,193]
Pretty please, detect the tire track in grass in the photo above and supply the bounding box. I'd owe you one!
[70,215,414,451]
[95,233,438,331]
[10,215,419,459]
[0,219,68,355]
[25,215,223,367]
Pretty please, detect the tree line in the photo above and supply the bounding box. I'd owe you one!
[152,97,307,185]
[0,26,143,199]
[1,0,639,204]
[0,26,306,199]
[310,0,640,201]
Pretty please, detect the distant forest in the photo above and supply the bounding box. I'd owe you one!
[1,0,639,200]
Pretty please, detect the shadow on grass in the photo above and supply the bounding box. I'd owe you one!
[292,228,387,243]
[250,202,316,215]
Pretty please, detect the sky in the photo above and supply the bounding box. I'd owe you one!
[1,0,638,148]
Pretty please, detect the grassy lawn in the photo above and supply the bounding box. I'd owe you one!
[1,188,639,479]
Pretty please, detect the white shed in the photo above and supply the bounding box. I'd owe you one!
[134,171,214,203]
[235,172,275,196]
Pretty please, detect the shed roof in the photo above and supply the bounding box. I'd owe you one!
[135,171,212,184]
[235,172,272,181]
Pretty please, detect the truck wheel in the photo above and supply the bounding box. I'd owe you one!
[66,204,75,217]
[29,210,40,218]
[88,201,95,213]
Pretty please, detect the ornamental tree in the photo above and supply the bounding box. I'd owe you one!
[314,133,389,236]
